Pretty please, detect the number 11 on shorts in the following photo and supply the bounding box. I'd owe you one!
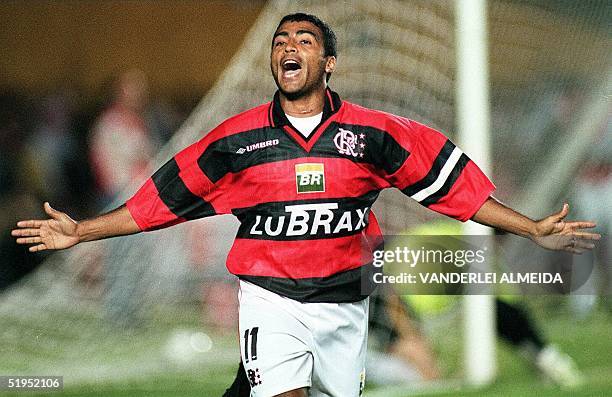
[243,327,259,363]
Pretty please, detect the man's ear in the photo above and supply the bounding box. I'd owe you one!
[325,56,337,74]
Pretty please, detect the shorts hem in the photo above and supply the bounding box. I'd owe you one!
[251,381,311,397]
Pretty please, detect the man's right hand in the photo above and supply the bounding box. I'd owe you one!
[12,202,80,252]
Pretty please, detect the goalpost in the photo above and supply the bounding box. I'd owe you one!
[455,0,496,385]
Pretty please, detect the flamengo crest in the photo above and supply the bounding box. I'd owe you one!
[333,128,366,158]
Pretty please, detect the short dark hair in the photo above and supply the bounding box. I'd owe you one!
[275,13,337,58]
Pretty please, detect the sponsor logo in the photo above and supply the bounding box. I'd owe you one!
[236,139,279,154]
[249,203,370,237]
[295,163,325,193]
[333,128,366,158]
[247,368,262,387]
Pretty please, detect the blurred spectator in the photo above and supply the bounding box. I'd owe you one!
[0,90,45,289]
[89,69,154,206]
[570,127,611,316]
[27,89,79,208]
[145,98,184,146]
[0,68,186,317]
[88,70,171,327]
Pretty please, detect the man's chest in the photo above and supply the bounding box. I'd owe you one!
[216,123,384,199]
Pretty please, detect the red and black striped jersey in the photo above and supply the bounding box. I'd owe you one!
[126,89,495,303]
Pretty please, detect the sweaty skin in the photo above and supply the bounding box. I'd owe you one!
[270,20,336,117]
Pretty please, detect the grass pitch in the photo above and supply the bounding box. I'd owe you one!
[2,299,611,397]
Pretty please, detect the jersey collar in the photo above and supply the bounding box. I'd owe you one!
[268,87,342,129]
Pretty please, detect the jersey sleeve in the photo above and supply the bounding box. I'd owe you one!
[382,118,495,222]
[125,131,224,231]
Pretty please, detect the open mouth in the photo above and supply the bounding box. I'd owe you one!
[281,59,302,78]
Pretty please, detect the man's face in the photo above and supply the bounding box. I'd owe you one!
[270,20,334,98]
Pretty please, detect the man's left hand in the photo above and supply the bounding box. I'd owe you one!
[531,203,601,254]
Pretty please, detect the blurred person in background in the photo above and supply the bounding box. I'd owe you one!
[391,221,585,389]
[369,294,584,387]
[0,90,45,289]
[28,89,80,213]
[570,129,611,316]
[88,69,157,326]
[89,69,154,207]
[145,96,184,147]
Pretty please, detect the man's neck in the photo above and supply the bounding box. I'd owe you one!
[279,86,326,118]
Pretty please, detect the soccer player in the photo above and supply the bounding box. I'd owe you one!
[12,13,600,397]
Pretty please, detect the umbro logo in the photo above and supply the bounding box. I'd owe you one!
[236,139,279,154]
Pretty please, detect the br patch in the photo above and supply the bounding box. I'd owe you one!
[295,163,325,193]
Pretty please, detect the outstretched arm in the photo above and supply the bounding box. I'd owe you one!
[472,197,600,254]
[12,202,140,252]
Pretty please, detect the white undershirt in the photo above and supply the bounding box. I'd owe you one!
[286,112,323,138]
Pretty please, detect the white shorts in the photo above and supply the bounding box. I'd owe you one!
[238,280,368,397]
